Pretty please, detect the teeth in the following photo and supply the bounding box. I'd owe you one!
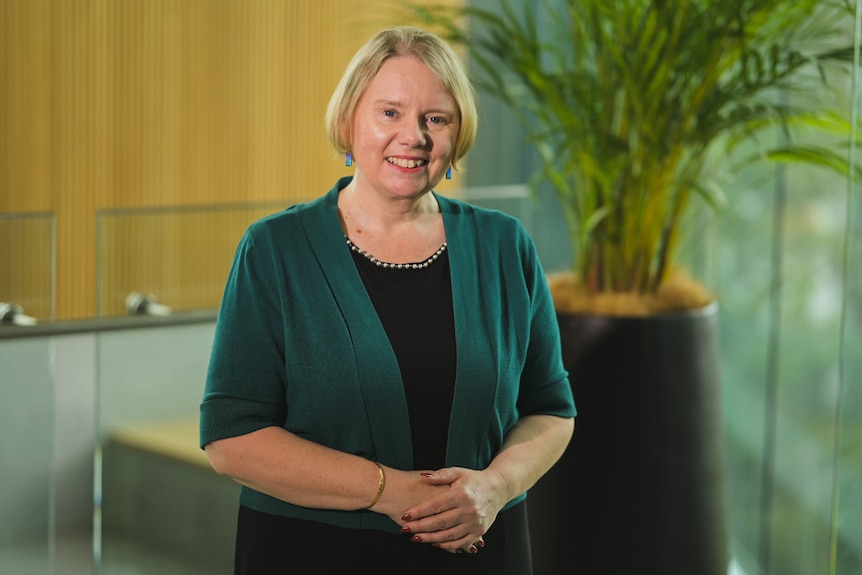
[387,157,426,168]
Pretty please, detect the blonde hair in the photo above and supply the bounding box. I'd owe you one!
[325,26,477,172]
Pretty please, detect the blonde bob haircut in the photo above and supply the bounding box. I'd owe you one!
[325,26,478,172]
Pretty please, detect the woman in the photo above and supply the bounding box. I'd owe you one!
[200,25,575,574]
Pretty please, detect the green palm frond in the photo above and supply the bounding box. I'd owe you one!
[411,0,859,296]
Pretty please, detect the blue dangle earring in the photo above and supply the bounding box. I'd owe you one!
[445,165,452,180]
[345,152,353,167]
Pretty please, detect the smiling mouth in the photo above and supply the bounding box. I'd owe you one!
[386,157,426,169]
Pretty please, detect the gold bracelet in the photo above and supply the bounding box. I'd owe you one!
[367,461,385,509]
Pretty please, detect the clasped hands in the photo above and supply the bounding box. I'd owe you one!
[377,466,507,555]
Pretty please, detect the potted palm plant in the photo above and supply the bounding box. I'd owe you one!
[412,1,859,573]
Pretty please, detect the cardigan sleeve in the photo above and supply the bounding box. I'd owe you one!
[200,224,289,448]
[515,226,577,419]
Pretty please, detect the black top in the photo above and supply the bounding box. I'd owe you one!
[350,246,456,470]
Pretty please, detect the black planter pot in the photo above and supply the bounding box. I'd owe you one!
[528,303,729,575]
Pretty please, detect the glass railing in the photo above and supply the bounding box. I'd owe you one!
[95,319,236,574]
[0,211,55,323]
[0,336,57,573]
[95,202,287,317]
[0,314,229,575]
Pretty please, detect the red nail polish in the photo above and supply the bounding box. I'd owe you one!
[401,525,411,533]
[411,535,421,543]
[402,513,412,521]
[420,472,433,477]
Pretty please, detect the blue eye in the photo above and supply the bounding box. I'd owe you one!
[428,116,447,125]
[383,109,396,117]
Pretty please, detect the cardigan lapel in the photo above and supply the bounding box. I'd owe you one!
[297,179,414,470]
[438,195,499,470]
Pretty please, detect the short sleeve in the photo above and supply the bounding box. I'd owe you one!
[199,227,289,448]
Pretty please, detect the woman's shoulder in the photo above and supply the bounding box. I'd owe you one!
[436,192,524,230]
[245,190,332,239]
[437,194,532,254]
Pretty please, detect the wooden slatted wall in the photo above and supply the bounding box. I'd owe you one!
[0,0,461,319]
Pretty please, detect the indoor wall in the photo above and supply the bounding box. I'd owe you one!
[0,0,462,320]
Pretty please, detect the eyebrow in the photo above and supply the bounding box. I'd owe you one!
[374,99,402,108]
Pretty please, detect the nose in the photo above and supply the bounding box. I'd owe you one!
[401,117,427,148]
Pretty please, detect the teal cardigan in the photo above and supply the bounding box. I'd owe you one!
[200,177,576,534]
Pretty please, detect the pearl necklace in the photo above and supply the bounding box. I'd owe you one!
[345,236,447,269]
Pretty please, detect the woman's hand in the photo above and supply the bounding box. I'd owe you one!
[397,467,508,554]
[369,466,451,525]
[395,415,574,554]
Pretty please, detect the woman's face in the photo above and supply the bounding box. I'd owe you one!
[349,56,459,201]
